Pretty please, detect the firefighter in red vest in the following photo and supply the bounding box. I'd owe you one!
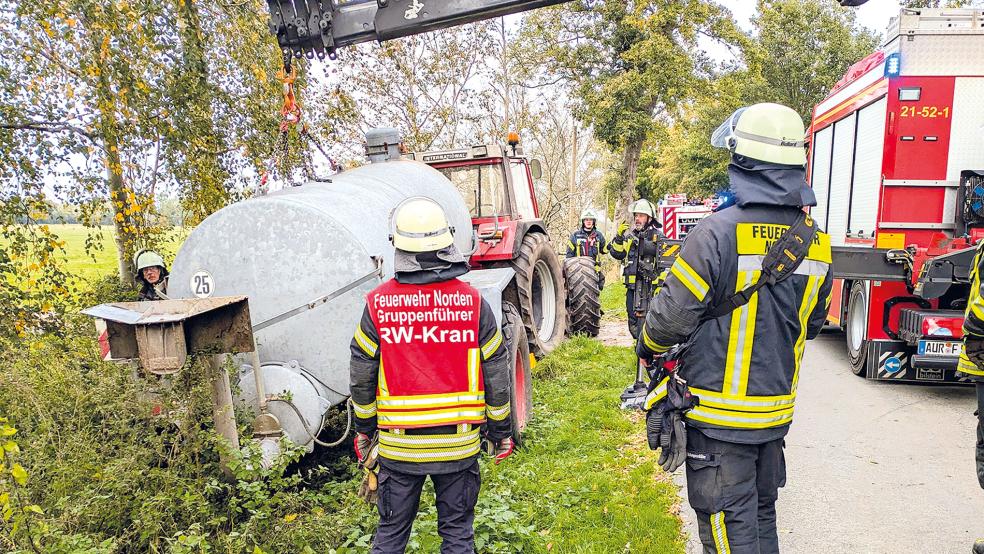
[350,197,514,554]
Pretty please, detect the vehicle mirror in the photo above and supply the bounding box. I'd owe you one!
[529,159,543,180]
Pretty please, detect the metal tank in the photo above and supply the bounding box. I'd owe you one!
[169,156,473,451]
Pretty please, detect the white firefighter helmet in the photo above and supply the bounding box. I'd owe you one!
[134,249,166,273]
[390,197,455,253]
[580,207,599,223]
[711,102,807,166]
[628,199,656,219]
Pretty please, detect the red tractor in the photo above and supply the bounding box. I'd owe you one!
[410,134,603,354]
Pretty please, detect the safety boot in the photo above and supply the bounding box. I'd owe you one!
[973,539,984,554]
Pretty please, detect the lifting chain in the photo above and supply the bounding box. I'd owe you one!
[257,51,338,195]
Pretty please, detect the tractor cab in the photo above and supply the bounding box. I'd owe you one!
[410,136,545,264]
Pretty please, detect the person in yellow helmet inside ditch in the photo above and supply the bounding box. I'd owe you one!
[566,207,609,288]
[957,241,984,554]
[636,103,833,554]
[134,249,169,301]
[349,196,513,554]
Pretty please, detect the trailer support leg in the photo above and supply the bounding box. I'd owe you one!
[210,354,241,480]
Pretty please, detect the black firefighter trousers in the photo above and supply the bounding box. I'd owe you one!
[685,428,786,554]
[626,289,642,339]
[371,461,481,554]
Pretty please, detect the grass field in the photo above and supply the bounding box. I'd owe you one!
[601,281,628,321]
[41,224,186,283]
[47,224,119,281]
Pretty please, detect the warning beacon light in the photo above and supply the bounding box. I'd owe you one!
[885,53,901,77]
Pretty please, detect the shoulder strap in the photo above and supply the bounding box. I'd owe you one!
[704,212,818,320]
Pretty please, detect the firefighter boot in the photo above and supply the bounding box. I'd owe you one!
[972,539,984,554]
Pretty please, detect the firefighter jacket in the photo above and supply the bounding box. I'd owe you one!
[349,258,511,475]
[958,239,984,381]
[610,223,662,289]
[566,228,609,272]
[138,277,169,301]
[637,155,833,444]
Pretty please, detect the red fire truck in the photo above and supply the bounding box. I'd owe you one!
[659,195,714,240]
[808,8,984,382]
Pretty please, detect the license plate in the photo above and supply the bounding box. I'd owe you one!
[917,340,963,357]
[917,368,944,381]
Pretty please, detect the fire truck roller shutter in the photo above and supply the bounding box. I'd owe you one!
[827,113,858,247]
[946,78,984,186]
[810,125,833,230]
[849,97,888,238]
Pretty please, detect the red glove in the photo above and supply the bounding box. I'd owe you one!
[494,437,514,465]
[354,432,372,462]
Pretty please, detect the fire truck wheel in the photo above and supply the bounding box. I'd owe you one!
[503,302,532,445]
[563,257,602,337]
[846,281,869,377]
[509,232,567,357]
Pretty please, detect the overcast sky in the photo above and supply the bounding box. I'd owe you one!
[729,0,904,37]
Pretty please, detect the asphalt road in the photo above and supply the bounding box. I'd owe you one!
[673,330,983,553]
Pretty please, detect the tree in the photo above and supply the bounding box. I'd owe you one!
[749,0,879,119]
[0,0,286,287]
[519,0,743,209]
[324,23,495,155]
[643,0,878,199]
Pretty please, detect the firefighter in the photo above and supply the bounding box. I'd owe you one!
[566,207,609,288]
[349,197,513,554]
[957,241,984,554]
[134,249,169,301]
[609,198,662,339]
[636,103,833,554]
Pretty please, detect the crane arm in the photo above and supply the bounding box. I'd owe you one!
[267,0,572,60]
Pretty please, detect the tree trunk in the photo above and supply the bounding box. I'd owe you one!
[620,138,643,212]
[568,122,578,229]
[89,28,136,283]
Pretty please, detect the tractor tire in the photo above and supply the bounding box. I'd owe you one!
[503,302,532,444]
[846,281,869,377]
[509,232,567,357]
[563,257,602,337]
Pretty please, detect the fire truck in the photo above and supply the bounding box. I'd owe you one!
[807,8,984,382]
[658,194,714,240]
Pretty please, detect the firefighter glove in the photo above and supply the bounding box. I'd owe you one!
[494,437,515,465]
[617,222,629,238]
[354,432,373,462]
[657,409,688,473]
[645,371,697,473]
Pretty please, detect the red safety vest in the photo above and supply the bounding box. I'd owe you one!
[367,278,485,429]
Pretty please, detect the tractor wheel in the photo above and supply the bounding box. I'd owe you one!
[502,302,532,444]
[563,257,602,337]
[509,232,567,357]
[846,281,869,377]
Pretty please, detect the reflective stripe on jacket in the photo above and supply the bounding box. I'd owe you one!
[960,241,984,379]
[350,277,511,470]
[610,225,662,288]
[368,278,486,432]
[638,205,833,442]
[566,228,608,271]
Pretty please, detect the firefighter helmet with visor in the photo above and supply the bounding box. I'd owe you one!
[390,197,455,253]
[629,199,656,219]
[134,249,166,273]
[711,103,807,166]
